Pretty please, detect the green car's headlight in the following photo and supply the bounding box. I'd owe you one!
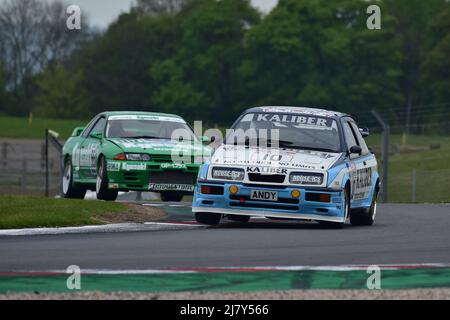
[211,167,245,181]
[289,172,324,185]
[126,153,151,161]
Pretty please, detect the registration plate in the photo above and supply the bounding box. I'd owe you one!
[250,190,278,201]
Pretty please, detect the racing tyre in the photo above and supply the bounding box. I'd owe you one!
[160,191,184,202]
[61,157,86,199]
[195,212,221,225]
[227,215,251,223]
[350,186,378,226]
[96,156,118,201]
[318,186,350,229]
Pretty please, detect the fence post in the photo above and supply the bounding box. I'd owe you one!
[2,142,6,167]
[45,129,49,197]
[412,170,416,202]
[371,110,390,203]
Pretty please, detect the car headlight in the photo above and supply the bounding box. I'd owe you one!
[126,153,151,161]
[211,167,245,181]
[289,172,324,185]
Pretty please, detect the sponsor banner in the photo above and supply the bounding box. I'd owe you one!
[240,113,337,130]
[148,183,194,192]
[108,115,185,123]
[122,163,146,171]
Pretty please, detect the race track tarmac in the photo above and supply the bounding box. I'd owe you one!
[1,204,449,271]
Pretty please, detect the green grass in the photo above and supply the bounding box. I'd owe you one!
[0,196,126,229]
[365,134,450,203]
[0,116,86,140]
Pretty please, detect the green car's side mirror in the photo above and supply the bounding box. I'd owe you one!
[89,132,103,139]
[201,136,216,143]
[72,127,85,137]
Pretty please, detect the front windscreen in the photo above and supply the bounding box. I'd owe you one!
[105,115,198,141]
[227,113,341,152]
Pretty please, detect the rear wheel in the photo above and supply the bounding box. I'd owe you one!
[195,212,221,225]
[227,215,250,223]
[96,156,118,201]
[160,191,184,202]
[350,185,378,226]
[61,157,86,199]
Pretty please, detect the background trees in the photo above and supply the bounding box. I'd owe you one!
[0,0,448,131]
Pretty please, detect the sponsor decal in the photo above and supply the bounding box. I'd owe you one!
[107,161,121,171]
[240,113,336,130]
[250,190,278,201]
[247,166,288,175]
[108,183,119,189]
[108,115,185,123]
[122,163,146,171]
[161,163,187,169]
[148,183,194,191]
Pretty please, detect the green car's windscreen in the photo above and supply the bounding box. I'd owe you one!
[106,115,199,141]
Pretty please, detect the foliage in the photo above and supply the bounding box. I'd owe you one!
[33,66,89,119]
[0,0,448,130]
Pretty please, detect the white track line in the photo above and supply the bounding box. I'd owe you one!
[9,263,450,275]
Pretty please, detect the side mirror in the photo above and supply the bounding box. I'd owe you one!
[359,127,370,138]
[72,127,85,137]
[349,145,362,155]
[89,132,103,139]
[201,136,216,143]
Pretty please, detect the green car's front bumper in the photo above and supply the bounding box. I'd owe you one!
[106,160,200,192]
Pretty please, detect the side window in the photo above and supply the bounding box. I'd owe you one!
[343,121,358,150]
[81,116,99,138]
[349,121,369,155]
[88,117,106,136]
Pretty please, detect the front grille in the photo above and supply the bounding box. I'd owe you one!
[123,172,139,181]
[149,170,196,184]
[151,155,174,163]
[248,173,285,183]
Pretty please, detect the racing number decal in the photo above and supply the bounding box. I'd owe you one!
[79,142,100,177]
[351,167,372,200]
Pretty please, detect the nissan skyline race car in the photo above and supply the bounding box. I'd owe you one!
[192,106,379,228]
[62,111,212,202]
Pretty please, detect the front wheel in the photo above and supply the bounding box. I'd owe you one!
[61,157,86,199]
[350,187,378,226]
[195,212,221,225]
[96,156,118,201]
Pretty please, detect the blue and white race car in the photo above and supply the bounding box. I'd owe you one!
[193,106,379,228]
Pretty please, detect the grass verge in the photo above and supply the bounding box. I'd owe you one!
[0,196,165,229]
[0,116,86,140]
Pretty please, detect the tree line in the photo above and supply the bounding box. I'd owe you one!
[0,0,449,131]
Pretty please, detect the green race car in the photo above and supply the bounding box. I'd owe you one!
[62,111,212,201]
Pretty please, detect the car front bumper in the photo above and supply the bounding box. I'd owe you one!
[192,181,346,222]
[106,160,200,192]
